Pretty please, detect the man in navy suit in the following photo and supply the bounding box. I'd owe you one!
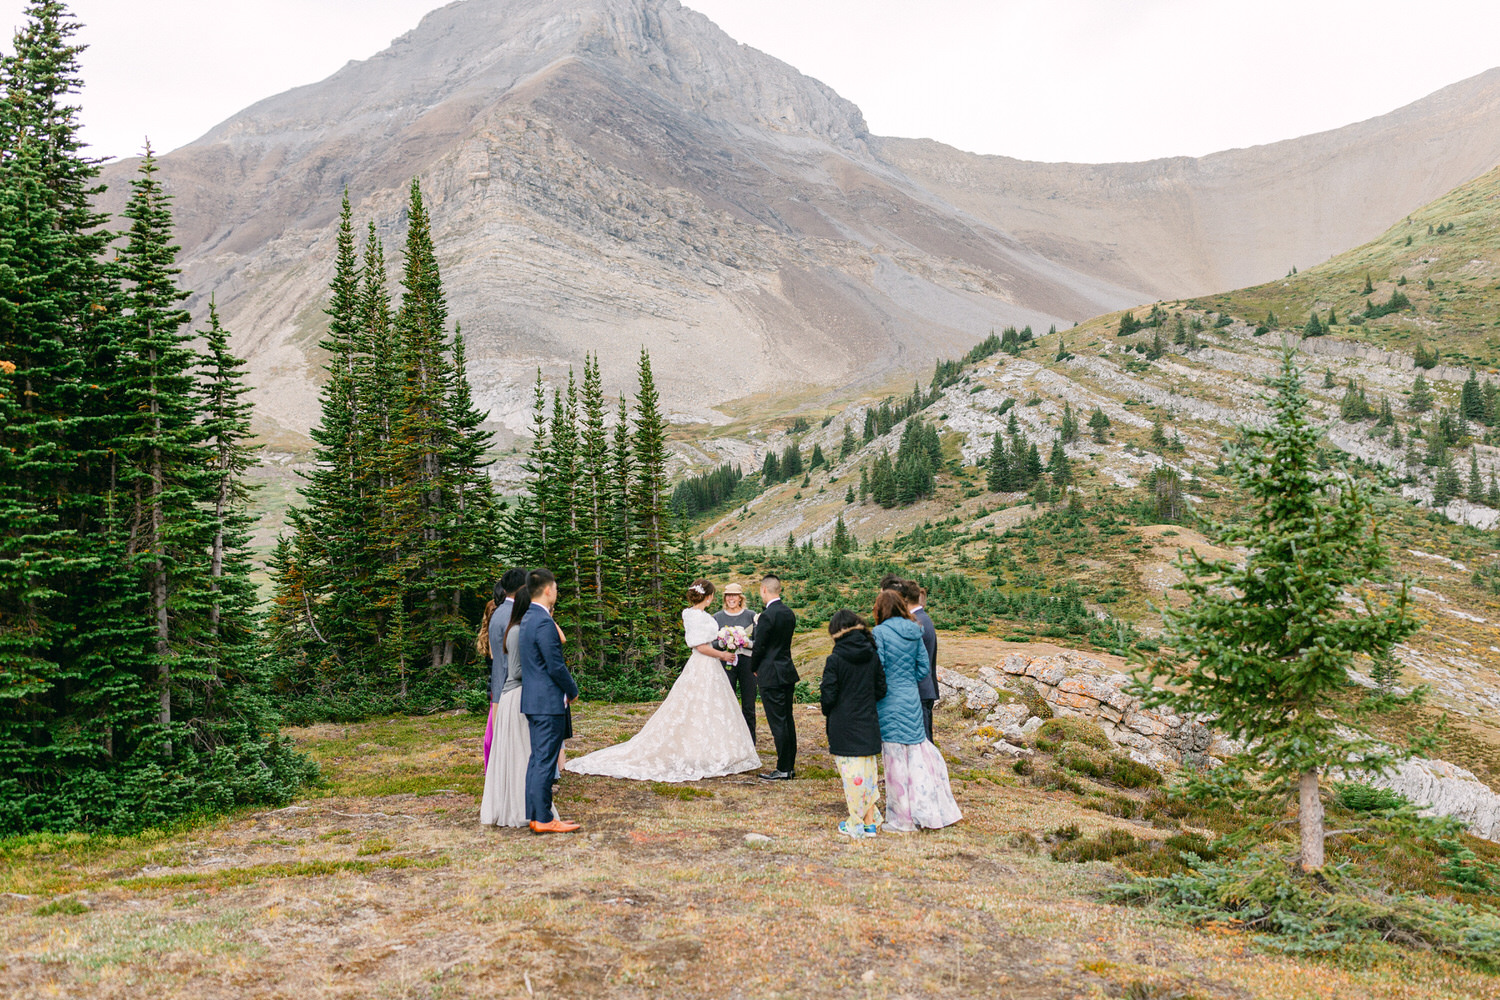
[519,568,581,834]
[903,580,939,742]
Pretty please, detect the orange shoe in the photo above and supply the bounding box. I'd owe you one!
[529,819,581,834]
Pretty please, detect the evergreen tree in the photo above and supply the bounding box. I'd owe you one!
[193,301,265,722]
[985,433,1009,493]
[781,443,803,478]
[1408,371,1434,413]
[1488,472,1500,509]
[1025,442,1043,482]
[578,355,613,674]
[1303,311,1323,337]
[1376,396,1394,428]
[609,395,636,656]
[1047,438,1072,486]
[630,349,673,670]
[0,5,312,832]
[1088,406,1111,444]
[830,516,857,555]
[1059,401,1079,444]
[286,193,369,667]
[869,452,897,507]
[1146,326,1166,360]
[1132,352,1420,871]
[115,145,218,745]
[1339,379,1370,421]
[1150,415,1168,448]
[1461,368,1485,421]
[760,449,781,484]
[840,424,857,460]
[809,442,826,469]
[1432,460,1459,508]
[1468,449,1485,503]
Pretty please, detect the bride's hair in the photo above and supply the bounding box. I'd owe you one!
[686,578,715,605]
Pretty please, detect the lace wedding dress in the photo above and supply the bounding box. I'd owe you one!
[565,608,763,782]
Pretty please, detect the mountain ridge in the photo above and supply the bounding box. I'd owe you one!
[95,0,1500,447]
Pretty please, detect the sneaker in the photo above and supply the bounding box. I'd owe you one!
[837,820,868,839]
[864,824,879,837]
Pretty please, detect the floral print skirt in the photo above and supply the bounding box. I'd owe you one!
[882,740,962,832]
[834,755,882,826]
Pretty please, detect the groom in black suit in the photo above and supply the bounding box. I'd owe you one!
[751,574,797,780]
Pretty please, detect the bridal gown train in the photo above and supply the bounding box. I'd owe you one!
[566,608,763,782]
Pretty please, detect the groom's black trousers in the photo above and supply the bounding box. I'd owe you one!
[725,654,757,739]
[759,683,796,773]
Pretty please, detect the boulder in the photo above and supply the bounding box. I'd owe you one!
[964,683,1000,714]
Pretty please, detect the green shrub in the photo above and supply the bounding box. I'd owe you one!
[1035,717,1112,752]
[1108,755,1163,789]
[1009,681,1053,721]
[1104,849,1500,967]
[1053,826,1138,863]
[1054,740,1110,773]
[1334,782,1408,813]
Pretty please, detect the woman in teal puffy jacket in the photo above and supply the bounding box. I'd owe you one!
[872,590,961,832]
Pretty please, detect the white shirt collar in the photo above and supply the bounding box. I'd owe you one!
[765,597,781,607]
[911,605,924,613]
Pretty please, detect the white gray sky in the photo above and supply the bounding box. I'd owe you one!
[5,0,1500,164]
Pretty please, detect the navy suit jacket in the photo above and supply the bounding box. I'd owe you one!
[912,607,939,701]
[517,604,578,716]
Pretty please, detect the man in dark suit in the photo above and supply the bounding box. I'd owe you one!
[903,580,939,742]
[518,568,580,834]
[751,574,798,779]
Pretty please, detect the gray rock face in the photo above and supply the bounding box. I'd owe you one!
[955,651,1500,844]
[96,0,1500,449]
[1365,757,1500,842]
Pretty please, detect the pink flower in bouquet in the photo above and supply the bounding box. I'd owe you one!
[715,625,750,653]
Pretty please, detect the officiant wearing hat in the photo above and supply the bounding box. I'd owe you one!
[714,583,758,738]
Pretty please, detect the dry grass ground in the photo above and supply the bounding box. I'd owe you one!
[3,699,1497,1000]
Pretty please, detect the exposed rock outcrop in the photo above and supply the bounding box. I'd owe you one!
[942,651,1500,843]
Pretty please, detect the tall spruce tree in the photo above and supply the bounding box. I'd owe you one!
[287,192,370,670]
[114,145,216,746]
[193,301,265,722]
[631,349,673,670]
[1131,352,1421,871]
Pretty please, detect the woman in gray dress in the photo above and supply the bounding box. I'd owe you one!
[480,588,538,827]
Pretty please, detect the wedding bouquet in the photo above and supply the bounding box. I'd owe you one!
[715,625,751,657]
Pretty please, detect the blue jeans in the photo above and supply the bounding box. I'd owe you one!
[525,713,568,822]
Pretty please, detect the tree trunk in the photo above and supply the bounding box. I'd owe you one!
[1298,767,1324,872]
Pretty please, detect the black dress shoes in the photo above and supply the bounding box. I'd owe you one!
[759,770,794,781]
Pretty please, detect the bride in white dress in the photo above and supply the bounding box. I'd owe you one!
[566,579,763,782]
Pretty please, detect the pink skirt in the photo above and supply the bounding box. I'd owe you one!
[882,740,962,832]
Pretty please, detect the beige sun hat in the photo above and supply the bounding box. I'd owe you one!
[723,583,744,595]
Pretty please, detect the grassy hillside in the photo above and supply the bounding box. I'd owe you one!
[1190,163,1500,370]
[671,284,1500,790]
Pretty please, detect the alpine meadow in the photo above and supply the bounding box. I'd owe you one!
[6,2,1500,999]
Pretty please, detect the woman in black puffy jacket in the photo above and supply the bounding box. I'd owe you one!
[820,609,887,838]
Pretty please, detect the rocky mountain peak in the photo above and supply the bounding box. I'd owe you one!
[201,0,867,153]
